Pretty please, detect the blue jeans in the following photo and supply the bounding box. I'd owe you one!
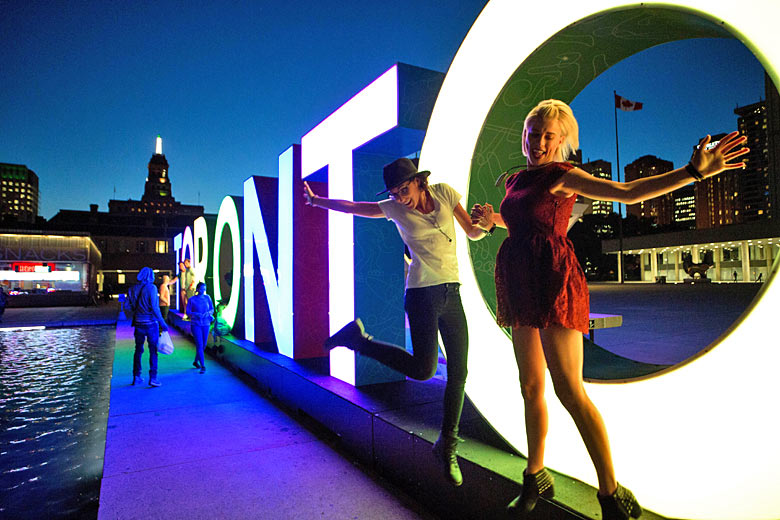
[358,282,469,436]
[133,322,159,377]
[191,323,209,368]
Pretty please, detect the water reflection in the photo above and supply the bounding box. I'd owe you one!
[0,327,114,520]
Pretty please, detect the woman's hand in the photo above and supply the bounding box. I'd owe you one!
[470,203,494,229]
[303,181,317,206]
[691,131,749,178]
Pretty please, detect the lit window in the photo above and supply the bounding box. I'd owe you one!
[155,240,168,254]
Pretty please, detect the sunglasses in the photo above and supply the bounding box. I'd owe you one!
[389,182,412,200]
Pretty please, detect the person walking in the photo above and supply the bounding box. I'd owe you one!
[305,157,494,487]
[127,267,169,387]
[471,99,747,519]
[179,259,195,320]
[186,282,214,374]
[0,285,7,323]
[158,274,178,321]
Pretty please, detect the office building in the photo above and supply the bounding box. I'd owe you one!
[581,159,613,215]
[0,163,39,224]
[624,155,675,226]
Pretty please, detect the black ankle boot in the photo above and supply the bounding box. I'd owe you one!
[324,318,372,351]
[432,434,463,487]
[506,468,554,515]
[598,483,642,520]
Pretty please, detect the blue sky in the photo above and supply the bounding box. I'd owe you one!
[0,1,767,219]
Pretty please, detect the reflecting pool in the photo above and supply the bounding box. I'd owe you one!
[0,327,115,520]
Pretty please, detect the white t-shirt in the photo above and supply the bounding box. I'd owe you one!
[378,183,461,289]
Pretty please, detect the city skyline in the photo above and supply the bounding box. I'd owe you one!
[0,2,769,220]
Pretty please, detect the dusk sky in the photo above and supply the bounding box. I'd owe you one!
[0,1,768,220]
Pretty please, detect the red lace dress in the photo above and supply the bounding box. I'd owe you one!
[495,162,589,334]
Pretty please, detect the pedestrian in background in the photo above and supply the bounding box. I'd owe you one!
[186,282,214,374]
[179,259,195,320]
[0,285,7,323]
[127,267,169,387]
[158,274,178,321]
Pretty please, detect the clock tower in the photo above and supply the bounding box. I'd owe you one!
[142,135,172,202]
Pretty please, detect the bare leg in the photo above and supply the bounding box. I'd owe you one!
[512,326,548,475]
[539,325,616,495]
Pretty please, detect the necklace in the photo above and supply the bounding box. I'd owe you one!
[422,210,452,243]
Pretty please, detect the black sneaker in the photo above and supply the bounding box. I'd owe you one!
[324,318,372,351]
[432,434,463,487]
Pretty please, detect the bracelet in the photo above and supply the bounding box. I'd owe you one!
[685,162,704,182]
[483,223,496,235]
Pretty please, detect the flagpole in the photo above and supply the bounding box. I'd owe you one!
[614,90,625,284]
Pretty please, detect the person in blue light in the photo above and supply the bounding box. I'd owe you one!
[470,99,748,520]
[210,301,230,353]
[0,285,7,322]
[186,282,214,374]
[180,259,196,320]
[304,157,494,487]
[158,274,178,321]
[127,267,169,387]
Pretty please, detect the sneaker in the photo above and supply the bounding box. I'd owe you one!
[324,318,372,351]
[432,434,463,487]
[149,377,162,387]
[132,375,144,386]
[193,361,200,368]
[199,367,206,374]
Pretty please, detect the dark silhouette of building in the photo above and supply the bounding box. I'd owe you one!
[766,72,780,222]
[1,163,39,224]
[47,136,203,293]
[734,100,771,222]
[673,184,696,230]
[694,132,740,229]
[624,155,675,226]
[107,136,202,217]
[581,159,613,216]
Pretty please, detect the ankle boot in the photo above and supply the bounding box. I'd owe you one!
[506,468,554,515]
[324,318,372,351]
[598,483,642,520]
[432,433,463,487]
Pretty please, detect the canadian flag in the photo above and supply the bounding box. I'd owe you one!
[615,93,643,111]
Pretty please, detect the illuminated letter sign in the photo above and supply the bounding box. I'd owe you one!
[420,0,780,518]
[212,196,242,329]
[193,216,209,285]
[301,65,400,385]
[243,175,285,349]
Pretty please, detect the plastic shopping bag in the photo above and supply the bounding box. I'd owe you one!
[158,330,175,355]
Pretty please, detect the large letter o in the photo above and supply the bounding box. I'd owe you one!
[420,1,779,518]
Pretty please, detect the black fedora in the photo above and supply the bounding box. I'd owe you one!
[376,157,430,196]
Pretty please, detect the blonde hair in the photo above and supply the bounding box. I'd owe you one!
[522,99,579,161]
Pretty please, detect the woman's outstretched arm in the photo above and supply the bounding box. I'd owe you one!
[553,131,748,204]
[304,181,384,218]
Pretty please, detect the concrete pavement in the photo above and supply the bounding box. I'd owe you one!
[98,317,436,520]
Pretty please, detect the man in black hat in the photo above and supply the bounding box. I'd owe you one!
[304,156,495,487]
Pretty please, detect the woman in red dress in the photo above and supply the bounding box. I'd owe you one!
[471,99,748,520]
